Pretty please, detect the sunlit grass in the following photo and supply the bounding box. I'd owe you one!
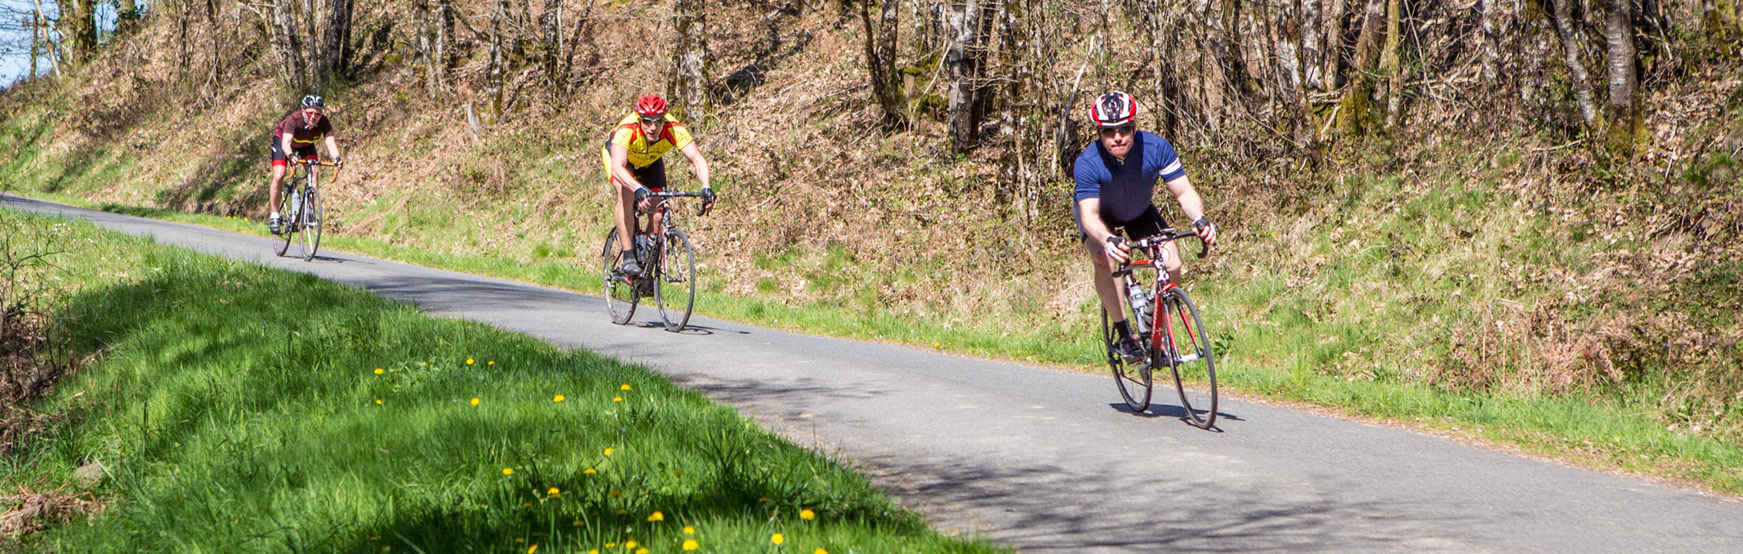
[3,212,1006,552]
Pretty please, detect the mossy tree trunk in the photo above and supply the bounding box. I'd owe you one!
[1336,0,1382,138]
[1545,0,1600,129]
[945,0,990,153]
[1377,0,1402,129]
[861,0,906,130]
[670,0,709,122]
[1602,0,1639,156]
[61,0,97,68]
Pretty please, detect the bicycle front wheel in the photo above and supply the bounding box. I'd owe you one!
[301,187,323,261]
[601,230,637,324]
[654,229,696,332]
[1104,306,1152,413]
[1161,288,1217,429]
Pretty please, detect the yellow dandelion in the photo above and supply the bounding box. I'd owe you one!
[554,394,566,402]
[573,519,582,526]
[488,360,495,365]
[646,511,664,522]
[683,539,699,551]
[503,467,514,475]
[800,508,815,520]
[815,549,829,554]
[589,550,599,554]
[613,396,623,402]
[604,447,615,456]
[635,548,648,554]
[375,399,383,405]
[758,497,769,504]
[584,467,597,475]
[771,533,784,545]
[471,397,480,406]
[620,384,631,391]
[374,368,384,375]
[605,543,616,549]
[516,537,525,543]
[466,358,475,365]
[683,526,695,535]
[528,545,538,553]
[548,487,561,497]
[625,540,638,549]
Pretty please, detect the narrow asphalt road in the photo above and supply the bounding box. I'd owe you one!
[9,194,1742,553]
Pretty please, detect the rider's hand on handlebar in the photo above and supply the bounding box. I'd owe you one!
[333,156,344,169]
[633,186,653,212]
[1192,216,1218,247]
[700,187,716,214]
[1103,236,1130,264]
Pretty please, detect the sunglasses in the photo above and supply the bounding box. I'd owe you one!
[640,117,663,125]
[1099,125,1134,138]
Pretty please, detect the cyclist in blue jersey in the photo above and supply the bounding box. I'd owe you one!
[1073,91,1219,362]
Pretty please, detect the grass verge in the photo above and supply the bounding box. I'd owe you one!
[0,210,1007,553]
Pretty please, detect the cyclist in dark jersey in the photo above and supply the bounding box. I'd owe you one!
[1072,91,1219,362]
[266,95,343,234]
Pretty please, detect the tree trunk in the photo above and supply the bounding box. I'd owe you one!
[63,0,97,67]
[324,0,355,81]
[1545,0,1600,129]
[671,0,710,120]
[540,0,563,96]
[487,0,508,117]
[1478,0,1499,84]
[945,0,988,153]
[1336,0,1382,137]
[1321,0,1345,91]
[861,0,906,130]
[117,0,139,34]
[1377,0,1402,129]
[28,9,39,78]
[1603,0,1638,154]
[270,0,308,90]
[436,0,452,92]
[1301,0,1323,89]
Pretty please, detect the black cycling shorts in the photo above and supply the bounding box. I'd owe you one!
[1078,204,1168,243]
[270,139,319,167]
[626,158,667,191]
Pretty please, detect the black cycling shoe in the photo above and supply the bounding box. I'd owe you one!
[619,255,643,276]
[1111,336,1148,367]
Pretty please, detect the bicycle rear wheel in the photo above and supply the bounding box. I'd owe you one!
[274,183,295,257]
[1161,288,1217,429]
[654,229,696,332]
[301,186,323,261]
[601,230,637,324]
[1104,304,1152,413]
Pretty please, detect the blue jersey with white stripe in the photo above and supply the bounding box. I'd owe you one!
[1072,131,1187,223]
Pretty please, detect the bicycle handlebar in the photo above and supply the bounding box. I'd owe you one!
[1112,228,1211,277]
[640,191,714,217]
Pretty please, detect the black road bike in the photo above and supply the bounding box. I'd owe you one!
[1102,230,1219,429]
[275,159,336,261]
[601,191,711,331]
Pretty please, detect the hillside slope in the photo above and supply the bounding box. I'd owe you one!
[3,0,1740,488]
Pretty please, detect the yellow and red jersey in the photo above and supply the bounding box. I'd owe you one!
[601,113,693,169]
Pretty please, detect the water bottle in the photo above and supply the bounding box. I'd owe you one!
[289,191,302,220]
[1127,281,1152,334]
[635,234,653,263]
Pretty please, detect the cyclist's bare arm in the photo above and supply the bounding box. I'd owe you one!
[323,135,342,162]
[676,142,710,189]
[281,133,296,158]
[607,144,651,211]
[676,142,714,210]
[1163,176,1216,245]
[1075,197,1129,263]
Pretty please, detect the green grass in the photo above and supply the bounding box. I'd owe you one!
[3,211,1006,553]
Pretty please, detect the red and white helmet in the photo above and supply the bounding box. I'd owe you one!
[634,94,668,117]
[1088,91,1137,128]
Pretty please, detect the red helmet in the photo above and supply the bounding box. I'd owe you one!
[1088,91,1137,128]
[634,94,668,117]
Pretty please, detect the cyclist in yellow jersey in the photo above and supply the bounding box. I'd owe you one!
[604,94,715,275]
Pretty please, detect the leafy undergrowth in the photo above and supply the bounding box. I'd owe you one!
[0,212,1005,553]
